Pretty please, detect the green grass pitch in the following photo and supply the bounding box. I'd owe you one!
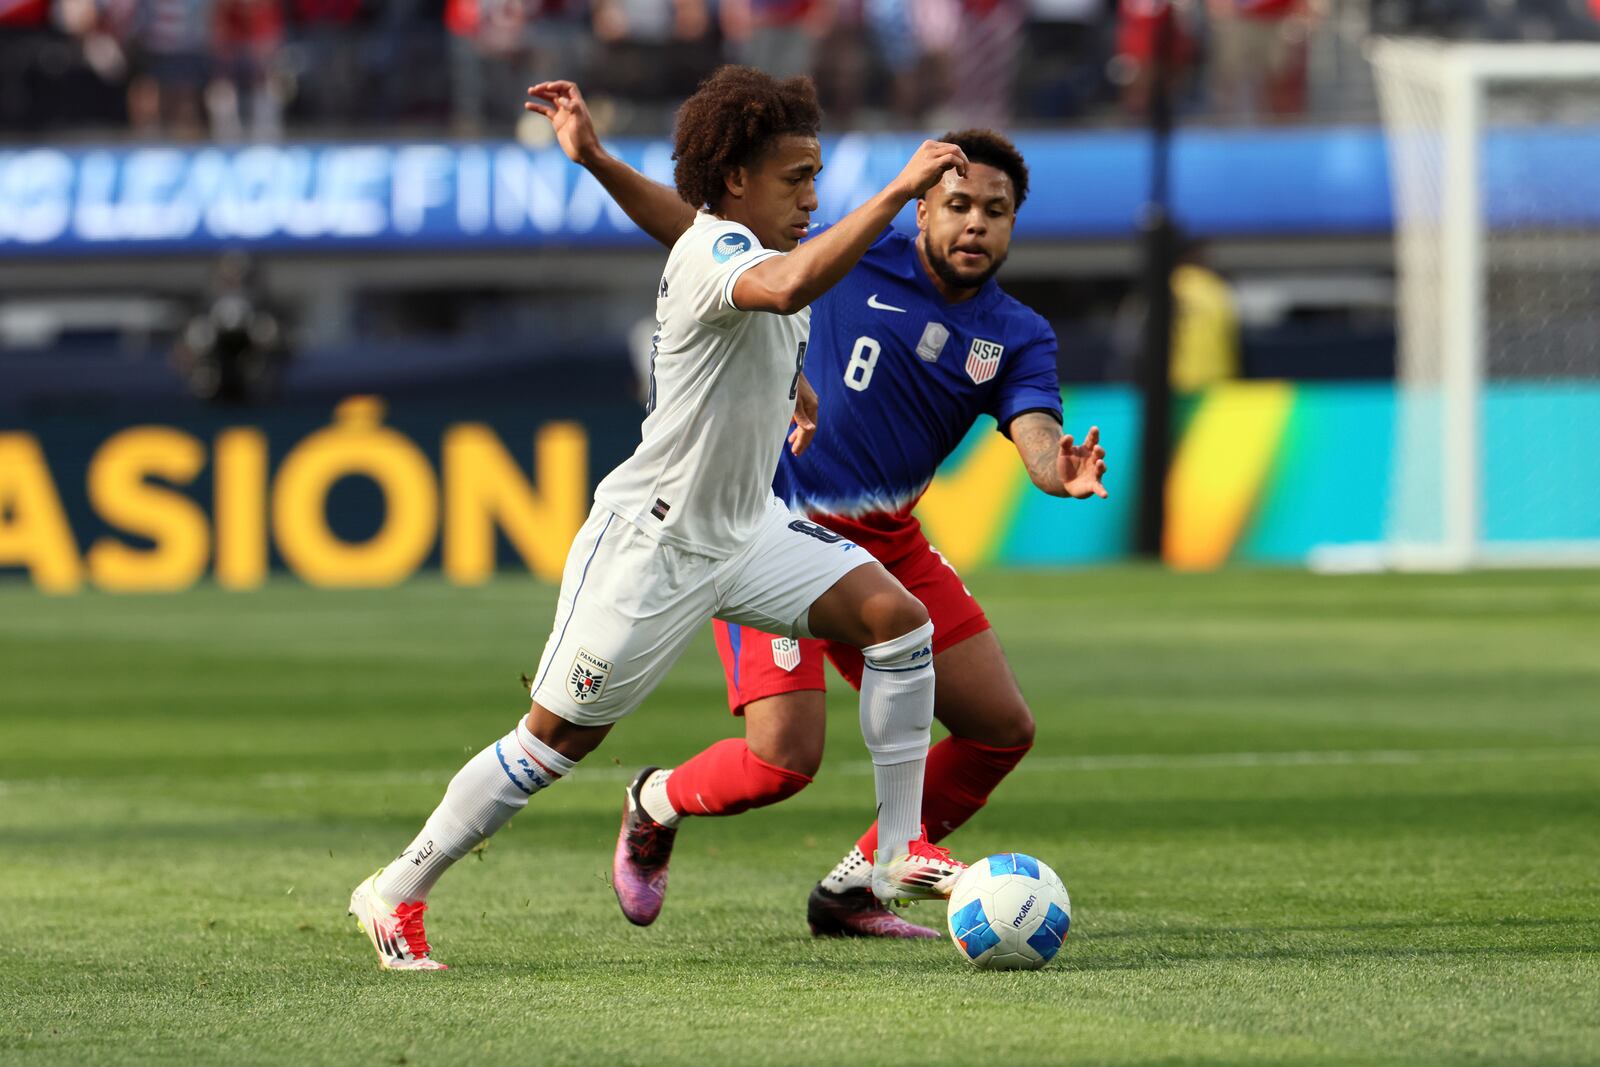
[2,567,1597,1066]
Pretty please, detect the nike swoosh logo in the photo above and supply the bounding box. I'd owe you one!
[867,294,907,313]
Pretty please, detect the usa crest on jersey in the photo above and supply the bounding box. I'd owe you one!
[569,648,613,704]
[965,338,1005,384]
[771,637,802,672]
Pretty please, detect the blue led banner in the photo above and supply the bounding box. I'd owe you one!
[1,127,1595,256]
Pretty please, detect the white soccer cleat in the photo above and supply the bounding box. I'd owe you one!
[348,871,448,971]
[871,828,968,902]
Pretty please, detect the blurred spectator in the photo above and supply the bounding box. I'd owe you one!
[14,0,1600,138]
[1112,237,1240,391]
[121,0,215,138]
[282,0,365,128]
[449,0,593,135]
[1019,0,1115,120]
[210,0,284,139]
[1205,0,1313,121]
[586,0,714,133]
[864,0,957,124]
[50,0,134,127]
[1112,0,1197,117]
[810,0,873,125]
[1169,239,1240,391]
[364,0,451,126]
[721,0,832,80]
[0,0,54,131]
[944,0,1026,127]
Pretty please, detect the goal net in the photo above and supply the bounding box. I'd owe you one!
[1369,39,1600,570]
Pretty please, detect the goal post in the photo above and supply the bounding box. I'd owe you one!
[1364,39,1600,571]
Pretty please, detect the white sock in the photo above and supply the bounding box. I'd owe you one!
[858,620,935,867]
[639,768,682,827]
[374,718,576,904]
[823,846,873,893]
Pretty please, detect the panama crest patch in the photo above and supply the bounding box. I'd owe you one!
[569,648,613,704]
[965,338,1005,384]
[771,638,802,673]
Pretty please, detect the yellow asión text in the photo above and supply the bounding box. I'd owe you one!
[0,397,588,594]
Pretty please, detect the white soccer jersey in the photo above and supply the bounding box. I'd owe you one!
[594,211,811,559]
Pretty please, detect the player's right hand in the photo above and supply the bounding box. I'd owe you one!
[890,140,969,201]
[525,81,601,167]
[789,372,819,456]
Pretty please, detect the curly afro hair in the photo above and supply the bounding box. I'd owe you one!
[938,129,1030,211]
[672,65,822,211]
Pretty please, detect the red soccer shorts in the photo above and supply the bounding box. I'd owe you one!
[711,509,990,714]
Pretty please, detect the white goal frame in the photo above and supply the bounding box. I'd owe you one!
[1365,39,1600,572]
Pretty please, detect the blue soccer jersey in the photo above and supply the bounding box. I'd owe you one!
[772,228,1063,517]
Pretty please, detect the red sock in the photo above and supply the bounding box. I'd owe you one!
[855,735,1031,858]
[665,738,812,817]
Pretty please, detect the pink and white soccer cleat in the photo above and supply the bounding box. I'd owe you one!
[348,872,447,971]
[612,767,679,926]
[871,828,968,902]
[807,884,942,939]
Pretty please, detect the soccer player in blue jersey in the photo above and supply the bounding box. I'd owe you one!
[529,79,1108,939]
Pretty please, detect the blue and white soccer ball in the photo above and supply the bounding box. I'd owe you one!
[947,853,1071,970]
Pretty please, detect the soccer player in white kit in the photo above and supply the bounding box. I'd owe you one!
[348,66,971,970]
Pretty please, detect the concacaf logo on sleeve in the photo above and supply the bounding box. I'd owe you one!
[569,648,613,704]
[712,232,752,263]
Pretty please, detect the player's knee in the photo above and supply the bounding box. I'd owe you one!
[522,702,610,763]
[943,695,1034,750]
[862,590,930,653]
[994,703,1036,750]
[742,740,817,800]
[748,732,824,779]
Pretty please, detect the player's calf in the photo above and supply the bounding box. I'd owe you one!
[355,711,578,969]
[613,745,812,926]
[858,619,936,866]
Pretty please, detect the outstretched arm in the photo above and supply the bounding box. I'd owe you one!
[1010,413,1109,499]
[732,140,968,316]
[525,80,696,249]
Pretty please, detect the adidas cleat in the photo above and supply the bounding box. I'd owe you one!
[872,828,968,902]
[348,871,447,971]
[807,884,942,939]
[612,767,678,927]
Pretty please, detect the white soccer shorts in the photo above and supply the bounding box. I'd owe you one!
[528,496,874,726]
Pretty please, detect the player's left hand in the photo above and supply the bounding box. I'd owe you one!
[1058,425,1108,499]
[789,373,819,455]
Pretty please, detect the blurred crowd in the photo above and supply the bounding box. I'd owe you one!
[2,0,1598,141]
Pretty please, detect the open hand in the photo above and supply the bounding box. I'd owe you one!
[1057,425,1108,499]
[525,80,601,166]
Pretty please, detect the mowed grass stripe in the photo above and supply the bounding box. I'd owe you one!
[3,743,1598,795]
[3,567,1599,1066]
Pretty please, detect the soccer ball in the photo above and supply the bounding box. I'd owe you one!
[946,853,1071,970]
